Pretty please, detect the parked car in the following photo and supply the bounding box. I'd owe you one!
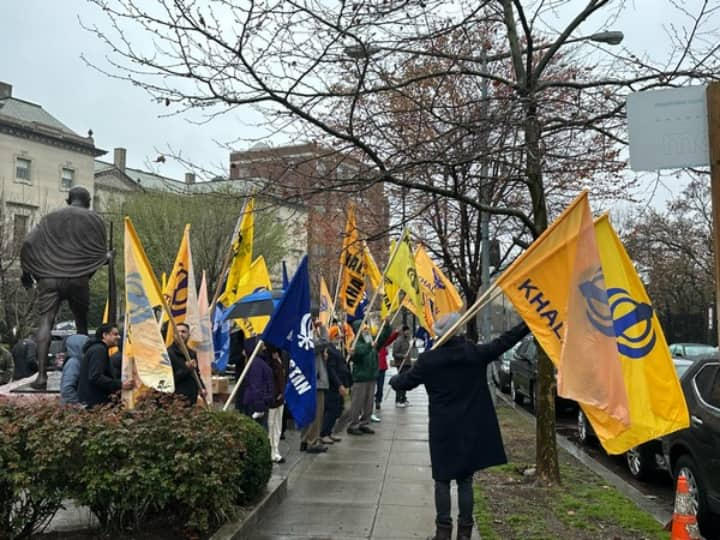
[577,356,694,481]
[663,355,720,531]
[669,342,717,359]
[508,336,575,412]
[490,342,519,393]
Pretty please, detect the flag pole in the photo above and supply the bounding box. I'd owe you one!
[223,339,264,411]
[372,290,402,347]
[349,231,405,351]
[431,283,503,349]
[210,197,249,315]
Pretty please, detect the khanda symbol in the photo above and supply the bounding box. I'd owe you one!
[407,267,420,294]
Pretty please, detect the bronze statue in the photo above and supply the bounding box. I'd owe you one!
[20,186,108,389]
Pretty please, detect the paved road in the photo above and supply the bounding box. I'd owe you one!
[251,382,481,540]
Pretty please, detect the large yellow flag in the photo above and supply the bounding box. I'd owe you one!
[123,218,175,405]
[164,225,201,347]
[386,229,423,313]
[220,198,255,306]
[339,204,366,316]
[197,271,214,405]
[414,246,464,319]
[233,256,273,336]
[495,193,628,437]
[380,240,400,319]
[319,276,333,327]
[581,215,689,454]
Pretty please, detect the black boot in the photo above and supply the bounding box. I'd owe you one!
[456,521,473,540]
[427,521,452,540]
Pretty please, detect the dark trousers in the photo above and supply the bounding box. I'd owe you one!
[375,370,386,405]
[435,475,474,526]
[321,390,343,437]
[395,364,411,403]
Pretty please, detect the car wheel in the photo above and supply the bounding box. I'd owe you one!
[674,455,707,526]
[625,446,653,480]
[510,378,523,405]
[577,409,591,445]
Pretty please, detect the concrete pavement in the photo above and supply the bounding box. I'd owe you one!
[250,379,481,540]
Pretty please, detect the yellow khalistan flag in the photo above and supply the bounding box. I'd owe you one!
[164,224,201,347]
[495,192,629,439]
[220,198,255,306]
[197,271,214,405]
[386,229,423,314]
[319,276,333,327]
[414,246,464,319]
[363,242,383,292]
[234,256,273,336]
[580,215,689,454]
[122,218,175,408]
[380,240,400,319]
[339,204,366,316]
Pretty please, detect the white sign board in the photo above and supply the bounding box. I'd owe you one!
[627,86,709,171]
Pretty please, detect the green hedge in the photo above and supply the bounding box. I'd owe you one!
[0,394,272,539]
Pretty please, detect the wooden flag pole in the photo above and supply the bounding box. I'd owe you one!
[349,232,405,351]
[372,290,403,347]
[223,340,264,411]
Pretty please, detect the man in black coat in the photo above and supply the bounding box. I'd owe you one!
[390,312,529,540]
[168,323,205,406]
[78,323,134,408]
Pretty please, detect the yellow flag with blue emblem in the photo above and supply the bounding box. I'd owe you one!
[220,198,255,306]
[233,256,273,336]
[496,192,629,438]
[122,218,175,407]
[414,245,464,319]
[319,276,333,327]
[581,215,689,454]
[164,224,201,347]
[386,229,423,313]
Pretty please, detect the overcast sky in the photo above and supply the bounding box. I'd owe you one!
[0,0,711,208]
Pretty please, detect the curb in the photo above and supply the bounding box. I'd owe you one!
[209,473,288,540]
[496,392,673,526]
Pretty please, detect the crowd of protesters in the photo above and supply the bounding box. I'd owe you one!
[0,315,419,468]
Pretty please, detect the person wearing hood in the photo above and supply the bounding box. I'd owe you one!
[239,346,274,430]
[332,320,391,436]
[78,323,134,408]
[390,313,529,540]
[60,333,89,405]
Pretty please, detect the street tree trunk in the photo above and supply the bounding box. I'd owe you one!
[524,95,560,485]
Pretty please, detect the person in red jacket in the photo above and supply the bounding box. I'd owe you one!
[373,327,399,419]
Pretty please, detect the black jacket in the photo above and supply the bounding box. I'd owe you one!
[168,343,201,405]
[326,345,351,391]
[11,338,38,380]
[78,339,121,408]
[390,323,529,481]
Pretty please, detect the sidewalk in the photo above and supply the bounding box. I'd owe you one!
[250,381,481,540]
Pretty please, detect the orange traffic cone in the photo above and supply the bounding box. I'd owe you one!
[670,473,703,540]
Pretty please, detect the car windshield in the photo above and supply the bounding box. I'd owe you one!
[683,344,717,357]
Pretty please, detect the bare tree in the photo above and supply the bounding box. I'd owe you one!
[84,0,720,483]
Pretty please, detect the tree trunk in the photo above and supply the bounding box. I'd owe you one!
[525,95,560,485]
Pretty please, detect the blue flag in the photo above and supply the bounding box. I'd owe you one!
[346,290,368,323]
[262,255,316,428]
[212,303,231,372]
[281,260,290,290]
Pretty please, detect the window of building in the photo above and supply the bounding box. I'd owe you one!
[13,214,29,246]
[61,168,75,190]
[15,157,31,182]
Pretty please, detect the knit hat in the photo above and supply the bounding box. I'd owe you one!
[433,312,461,338]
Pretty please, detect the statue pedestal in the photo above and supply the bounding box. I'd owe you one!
[0,372,61,403]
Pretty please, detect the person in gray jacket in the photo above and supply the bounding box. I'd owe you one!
[60,334,89,405]
[300,340,330,454]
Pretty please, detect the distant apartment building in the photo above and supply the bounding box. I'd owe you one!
[0,81,105,254]
[229,142,390,298]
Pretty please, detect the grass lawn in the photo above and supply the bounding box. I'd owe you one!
[473,402,668,540]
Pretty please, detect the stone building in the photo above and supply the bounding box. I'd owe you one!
[0,81,105,251]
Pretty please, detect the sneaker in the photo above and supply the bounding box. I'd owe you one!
[272,456,286,464]
[396,402,407,408]
[300,441,308,452]
[320,436,335,444]
[403,400,411,406]
[306,444,328,453]
[371,414,382,423]
[347,427,364,435]
[330,435,343,442]
[359,425,375,434]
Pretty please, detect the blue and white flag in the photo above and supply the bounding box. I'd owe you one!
[262,255,316,428]
[212,303,231,372]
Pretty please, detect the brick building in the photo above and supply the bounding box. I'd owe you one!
[229,142,390,303]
